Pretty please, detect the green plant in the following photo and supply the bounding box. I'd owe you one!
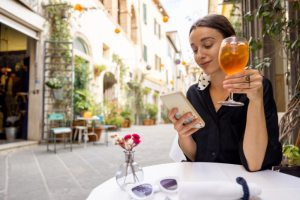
[152,92,159,99]
[106,115,125,128]
[45,77,63,89]
[145,104,158,120]
[131,74,145,119]
[73,89,93,115]
[283,144,300,166]
[112,54,127,99]
[121,97,135,123]
[243,0,300,72]
[94,64,107,72]
[162,114,171,123]
[142,88,151,96]
[229,0,242,37]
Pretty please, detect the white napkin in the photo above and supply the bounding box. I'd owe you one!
[178,181,262,200]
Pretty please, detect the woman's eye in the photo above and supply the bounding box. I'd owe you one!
[205,45,212,49]
[193,49,198,53]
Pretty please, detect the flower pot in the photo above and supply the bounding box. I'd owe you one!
[95,70,101,77]
[52,88,63,100]
[164,121,168,124]
[273,165,300,178]
[150,119,154,125]
[122,120,129,128]
[5,127,18,141]
[87,127,103,141]
[143,119,151,126]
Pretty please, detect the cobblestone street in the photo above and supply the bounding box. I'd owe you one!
[0,125,176,200]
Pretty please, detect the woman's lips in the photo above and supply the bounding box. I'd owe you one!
[200,61,212,68]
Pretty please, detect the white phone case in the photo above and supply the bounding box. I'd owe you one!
[160,91,205,128]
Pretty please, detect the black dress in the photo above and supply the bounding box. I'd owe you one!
[184,76,282,172]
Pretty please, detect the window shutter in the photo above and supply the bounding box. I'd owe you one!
[154,19,157,35]
[159,24,161,39]
[143,4,147,24]
[155,55,158,70]
[144,45,147,62]
[159,57,161,72]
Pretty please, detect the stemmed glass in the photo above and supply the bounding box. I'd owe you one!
[218,36,249,106]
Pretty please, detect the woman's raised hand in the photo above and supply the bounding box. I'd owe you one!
[168,108,200,137]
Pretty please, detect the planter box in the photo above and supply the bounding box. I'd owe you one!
[163,121,168,124]
[273,165,300,178]
[144,119,151,126]
[122,120,129,128]
[52,88,63,100]
[95,70,101,77]
[87,127,103,141]
[150,119,154,125]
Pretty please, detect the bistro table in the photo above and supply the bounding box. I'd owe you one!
[76,116,99,148]
[87,162,300,200]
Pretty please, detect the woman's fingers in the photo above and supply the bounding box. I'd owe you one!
[225,69,257,80]
[180,127,200,137]
[174,112,192,131]
[168,108,178,124]
[179,118,200,134]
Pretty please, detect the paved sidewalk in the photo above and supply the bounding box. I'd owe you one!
[0,124,176,200]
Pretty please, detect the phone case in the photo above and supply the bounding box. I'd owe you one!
[160,91,205,128]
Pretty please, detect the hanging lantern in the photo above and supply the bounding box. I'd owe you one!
[115,28,121,34]
[182,61,186,66]
[185,75,187,78]
[163,16,169,23]
[170,80,174,85]
[180,88,183,91]
[159,79,162,82]
[146,65,151,70]
[174,53,181,65]
[74,4,83,12]
[127,66,130,69]
[61,9,68,20]
[160,63,164,67]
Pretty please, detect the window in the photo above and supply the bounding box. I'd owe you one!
[143,4,147,24]
[159,57,161,72]
[74,38,88,54]
[103,43,110,60]
[158,24,161,39]
[168,44,171,57]
[100,0,103,4]
[155,55,158,70]
[166,70,168,84]
[144,45,147,62]
[118,0,121,25]
[154,19,157,35]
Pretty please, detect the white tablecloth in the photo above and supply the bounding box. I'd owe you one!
[87,162,300,200]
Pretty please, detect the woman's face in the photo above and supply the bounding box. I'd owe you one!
[189,27,224,75]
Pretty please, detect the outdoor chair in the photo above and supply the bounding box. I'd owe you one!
[96,115,118,146]
[46,110,72,153]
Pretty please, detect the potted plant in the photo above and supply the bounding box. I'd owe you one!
[45,77,63,100]
[146,104,158,125]
[121,101,135,128]
[273,144,300,178]
[152,92,159,100]
[162,114,171,124]
[94,64,107,77]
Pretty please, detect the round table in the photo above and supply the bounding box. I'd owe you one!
[87,162,300,200]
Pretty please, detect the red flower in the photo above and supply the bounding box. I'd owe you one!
[132,134,140,140]
[124,134,132,141]
[132,138,140,145]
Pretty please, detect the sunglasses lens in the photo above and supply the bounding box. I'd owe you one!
[132,184,153,197]
[160,179,178,191]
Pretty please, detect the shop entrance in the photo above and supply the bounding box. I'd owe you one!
[0,23,30,143]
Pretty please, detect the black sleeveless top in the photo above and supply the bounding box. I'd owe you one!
[184,76,282,171]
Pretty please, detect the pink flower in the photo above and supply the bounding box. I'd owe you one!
[124,134,132,141]
[132,134,140,140]
[133,138,141,145]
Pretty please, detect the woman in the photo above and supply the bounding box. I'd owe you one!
[168,14,282,172]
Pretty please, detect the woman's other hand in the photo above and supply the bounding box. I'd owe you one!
[223,69,263,101]
[168,108,200,137]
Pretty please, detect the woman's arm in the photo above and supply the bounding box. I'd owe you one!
[243,99,268,171]
[224,70,281,171]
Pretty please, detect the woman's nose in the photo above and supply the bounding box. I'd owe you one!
[196,49,205,60]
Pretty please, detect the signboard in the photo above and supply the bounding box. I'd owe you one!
[18,0,39,12]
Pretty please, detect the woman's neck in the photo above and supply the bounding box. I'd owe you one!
[210,68,227,92]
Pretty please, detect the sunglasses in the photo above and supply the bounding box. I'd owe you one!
[126,176,179,200]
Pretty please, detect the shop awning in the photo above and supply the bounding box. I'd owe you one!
[0,13,39,40]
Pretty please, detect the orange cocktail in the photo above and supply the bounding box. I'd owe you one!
[219,40,249,75]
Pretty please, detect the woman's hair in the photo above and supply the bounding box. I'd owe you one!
[189,14,236,38]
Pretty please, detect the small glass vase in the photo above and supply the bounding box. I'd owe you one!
[116,151,144,190]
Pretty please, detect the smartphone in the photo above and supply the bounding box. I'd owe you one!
[160,91,205,128]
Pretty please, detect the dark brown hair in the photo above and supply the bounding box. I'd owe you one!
[189,14,235,38]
